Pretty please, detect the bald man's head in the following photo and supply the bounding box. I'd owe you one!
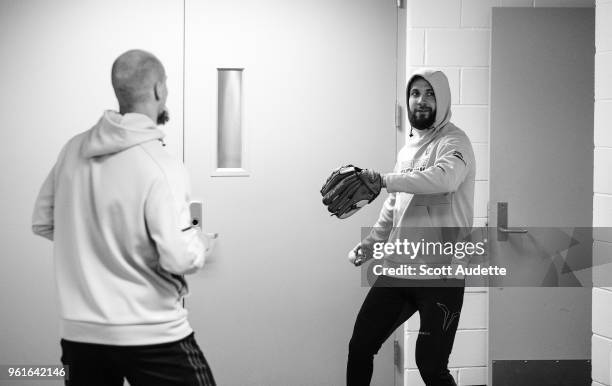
[111,50,169,124]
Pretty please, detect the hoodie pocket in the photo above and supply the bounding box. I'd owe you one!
[412,193,452,229]
[398,193,455,264]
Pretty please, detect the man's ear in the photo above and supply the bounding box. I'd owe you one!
[154,81,163,101]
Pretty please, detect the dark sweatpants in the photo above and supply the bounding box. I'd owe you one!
[60,332,215,386]
[347,276,465,386]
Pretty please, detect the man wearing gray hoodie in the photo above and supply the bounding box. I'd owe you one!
[32,50,215,386]
[346,69,475,386]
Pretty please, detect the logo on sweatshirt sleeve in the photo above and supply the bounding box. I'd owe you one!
[451,150,466,166]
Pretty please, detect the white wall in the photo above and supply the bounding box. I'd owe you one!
[0,0,184,379]
[592,1,612,385]
[403,0,594,384]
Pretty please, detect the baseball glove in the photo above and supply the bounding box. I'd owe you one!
[320,165,382,219]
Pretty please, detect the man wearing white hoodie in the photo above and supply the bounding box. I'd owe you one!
[32,50,215,386]
[346,69,475,386]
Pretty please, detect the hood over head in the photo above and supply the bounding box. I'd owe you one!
[406,68,452,135]
[81,111,165,158]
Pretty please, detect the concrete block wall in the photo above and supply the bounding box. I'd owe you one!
[404,0,594,384]
[592,1,612,385]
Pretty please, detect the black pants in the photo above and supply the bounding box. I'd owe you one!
[347,276,465,386]
[60,332,215,386]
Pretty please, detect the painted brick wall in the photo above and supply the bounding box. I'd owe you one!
[592,1,612,385]
[403,0,595,384]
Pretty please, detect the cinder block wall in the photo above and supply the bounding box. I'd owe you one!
[592,1,612,385]
[403,1,594,385]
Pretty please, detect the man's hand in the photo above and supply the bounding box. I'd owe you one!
[202,232,218,259]
[348,243,371,267]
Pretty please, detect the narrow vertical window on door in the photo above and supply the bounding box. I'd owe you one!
[215,68,248,176]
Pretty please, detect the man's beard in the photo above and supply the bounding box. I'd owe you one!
[408,108,435,130]
[157,108,170,125]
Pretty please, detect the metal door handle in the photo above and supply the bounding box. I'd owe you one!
[497,202,528,241]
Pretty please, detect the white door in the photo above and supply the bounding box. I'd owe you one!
[184,1,403,384]
[489,8,594,384]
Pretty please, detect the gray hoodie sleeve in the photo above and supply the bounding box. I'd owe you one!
[145,169,205,275]
[32,164,56,241]
[383,132,473,194]
[360,159,400,252]
[361,193,396,249]
[32,141,73,241]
